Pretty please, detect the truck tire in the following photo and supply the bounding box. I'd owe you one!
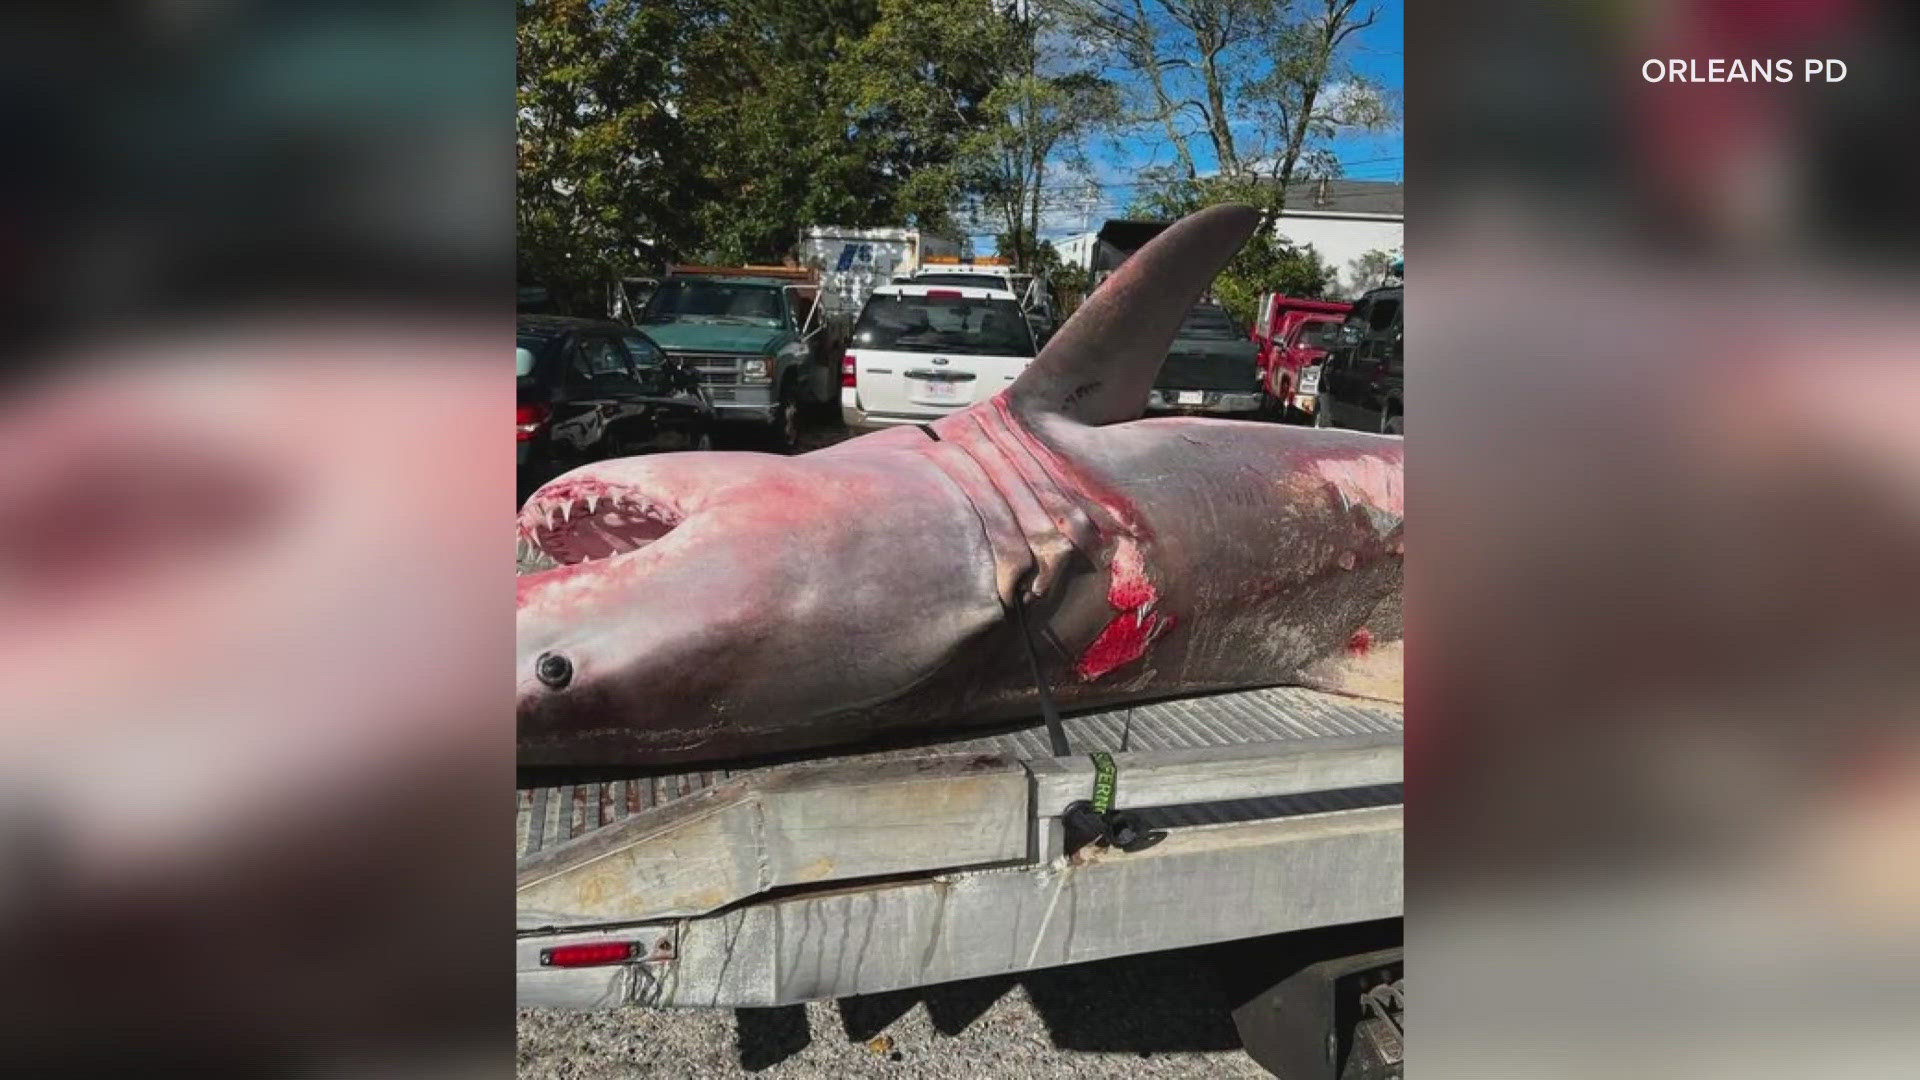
[770,381,801,452]
[1264,378,1290,423]
[805,359,837,405]
[1225,927,1403,1080]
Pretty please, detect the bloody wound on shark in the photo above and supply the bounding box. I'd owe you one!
[516,205,1403,766]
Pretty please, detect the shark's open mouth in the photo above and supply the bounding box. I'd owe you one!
[518,478,685,565]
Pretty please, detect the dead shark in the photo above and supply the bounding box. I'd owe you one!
[516,204,1403,766]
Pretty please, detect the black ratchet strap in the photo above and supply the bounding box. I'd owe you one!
[1012,589,1163,854]
[1063,750,1165,854]
[1012,590,1072,757]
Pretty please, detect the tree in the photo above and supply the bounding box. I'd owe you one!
[1211,236,1333,323]
[1346,247,1398,294]
[849,1,1118,271]
[1051,0,1288,180]
[517,0,1010,297]
[838,0,1018,243]
[1242,0,1396,224]
[994,227,1053,272]
[1052,0,1394,224]
[517,0,704,306]
[968,68,1120,269]
[679,0,914,262]
[1049,261,1092,310]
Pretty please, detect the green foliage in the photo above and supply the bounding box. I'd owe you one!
[964,54,1121,268]
[517,0,1383,310]
[1347,248,1399,293]
[517,0,1003,300]
[994,226,1063,275]
[1049,262,1093,312]
[1211,234,1333,325]
[517,0,704,306]
[840,0,1014,231]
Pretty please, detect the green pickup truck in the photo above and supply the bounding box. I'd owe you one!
[633,267,843,448]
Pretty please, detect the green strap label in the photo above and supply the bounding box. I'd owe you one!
[1089,751,1117,815]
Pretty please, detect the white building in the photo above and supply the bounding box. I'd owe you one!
[1273,179,1403,298]
[1048,231,1098,272]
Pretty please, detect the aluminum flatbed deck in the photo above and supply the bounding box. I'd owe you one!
[515,685,1403,1009]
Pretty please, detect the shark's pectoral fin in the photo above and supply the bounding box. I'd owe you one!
[1004,203,1262,428]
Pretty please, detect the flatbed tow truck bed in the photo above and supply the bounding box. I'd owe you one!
[516,685,1402,1011]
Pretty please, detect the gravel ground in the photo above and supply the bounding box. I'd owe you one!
[517,945,1272,1079]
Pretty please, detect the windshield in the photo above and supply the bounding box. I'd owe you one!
[1175,306,1244,340]
[911,272,1013,293]
[1295,321,1342,348]
[640,280,784,327]
[854,293,1036,356]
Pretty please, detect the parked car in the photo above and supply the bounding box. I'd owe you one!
[636,267,844,450]
[1143,303,1264,418]
[1313,284,1403,435]
[516,315,713,499]
[1269,315,1346,421]
[840,282,1039,429]
[907,259,1059,343]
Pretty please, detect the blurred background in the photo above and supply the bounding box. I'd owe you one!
[1411,0,1920,1076]
[0,2,512,1074]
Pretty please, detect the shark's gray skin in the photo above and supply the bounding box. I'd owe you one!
[516,204,1403,766]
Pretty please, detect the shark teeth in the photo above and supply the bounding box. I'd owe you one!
[518,485,686,568]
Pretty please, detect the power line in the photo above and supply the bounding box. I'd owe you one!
[1025,163,1404,194]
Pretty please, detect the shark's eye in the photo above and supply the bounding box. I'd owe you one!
[536,652,572,689]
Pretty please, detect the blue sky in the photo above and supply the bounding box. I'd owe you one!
[976,0,1403,251]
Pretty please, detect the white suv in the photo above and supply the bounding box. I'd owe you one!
[907,265,1058,340]
[840,282,1039,429]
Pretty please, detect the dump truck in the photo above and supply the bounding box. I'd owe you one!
[797,225,962,327]
[516,686,1404,1078]
[633,265,843,450]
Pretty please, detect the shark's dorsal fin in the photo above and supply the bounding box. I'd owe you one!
[1005,203,1261,428]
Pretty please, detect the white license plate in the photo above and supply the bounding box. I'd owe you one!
[1176,390,1205,405]
[918,379,961,401]
[1299,372,1320,392]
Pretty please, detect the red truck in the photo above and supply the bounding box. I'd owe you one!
[1251,293,1352,420]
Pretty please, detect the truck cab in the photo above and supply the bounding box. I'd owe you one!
[1252,294,1354,415]
[635,267,842,449]
[1143,303,1265,417]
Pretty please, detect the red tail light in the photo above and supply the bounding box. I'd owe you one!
[516,402,551,442]
[538,941,638,968]
[841,352,857,388]
[925,289,963,298]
